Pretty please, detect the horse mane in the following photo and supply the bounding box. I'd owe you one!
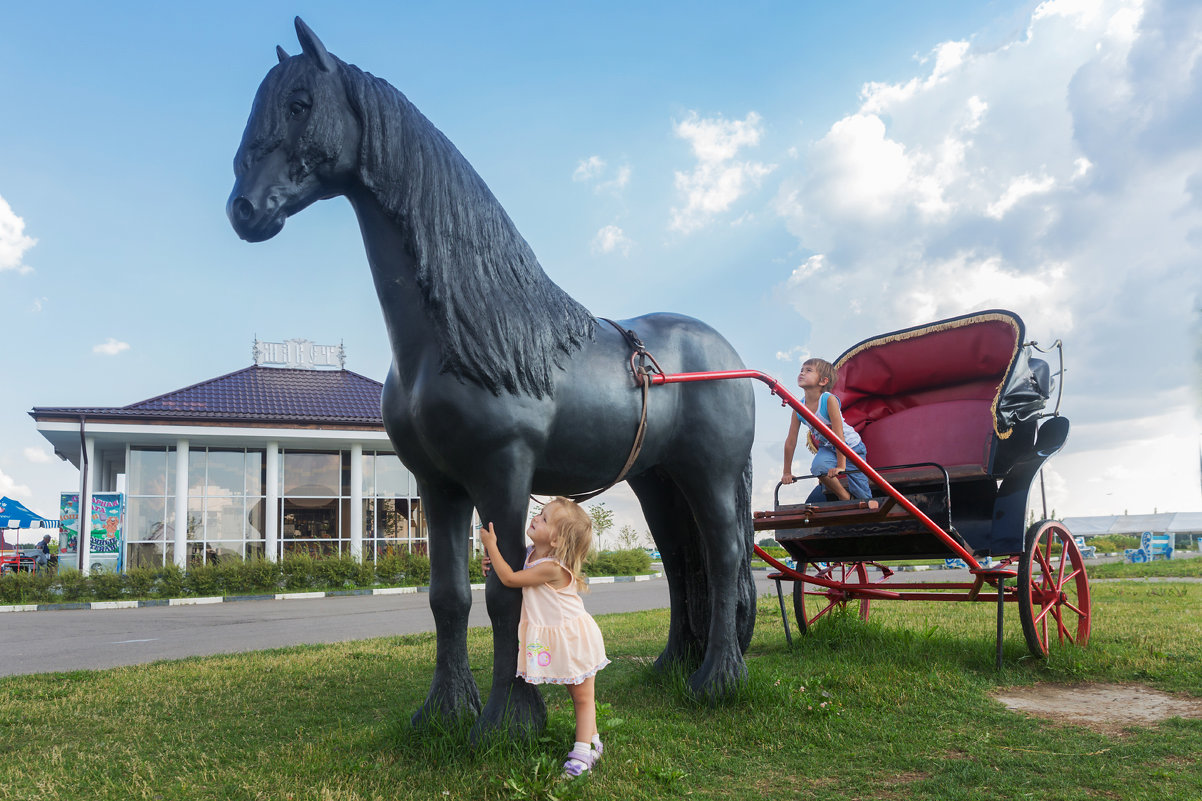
[334,58,596,398]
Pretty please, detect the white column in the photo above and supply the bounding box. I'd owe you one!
[173,440,189,569]
[80,436,96,574]
[350,443,363,560]
[265,442,279,562]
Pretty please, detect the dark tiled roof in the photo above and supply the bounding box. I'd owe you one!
[31,366,384,426]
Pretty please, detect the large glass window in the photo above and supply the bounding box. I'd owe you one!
[126,446,266,567]
[360,452,425,559]
[126,445,425,565]
[125,447,175,568]
[282,452,340,497]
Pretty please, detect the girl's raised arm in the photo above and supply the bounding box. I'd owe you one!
[479,523,563,588]
[781,412,802,484]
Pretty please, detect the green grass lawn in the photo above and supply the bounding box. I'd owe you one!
[2,578,1200,801]
[1090,556,1202,579]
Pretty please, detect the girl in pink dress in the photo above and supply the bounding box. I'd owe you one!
[480,497,610,777]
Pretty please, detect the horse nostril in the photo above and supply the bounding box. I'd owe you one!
[232,196,255,223]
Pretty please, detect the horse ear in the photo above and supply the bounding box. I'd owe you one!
[276,45,290,63]
[294,16,334,73]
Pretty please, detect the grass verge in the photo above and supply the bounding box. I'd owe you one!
[1,581,1200,800]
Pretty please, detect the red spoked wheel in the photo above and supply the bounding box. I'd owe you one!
[792,561,872,634]
[1018,520,1091,657]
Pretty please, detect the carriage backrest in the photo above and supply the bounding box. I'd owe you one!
[833,311,1026,475]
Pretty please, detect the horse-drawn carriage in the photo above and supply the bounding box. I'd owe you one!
[653,309,1089,664]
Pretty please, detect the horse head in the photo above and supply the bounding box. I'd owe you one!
[227,18,361,242]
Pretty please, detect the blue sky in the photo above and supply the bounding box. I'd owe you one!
[3,0,1200,536]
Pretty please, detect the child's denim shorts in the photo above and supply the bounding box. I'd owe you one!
[807,442,871,501]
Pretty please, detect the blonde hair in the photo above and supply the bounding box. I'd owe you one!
[803,357,837,392]
[543,497,593,592]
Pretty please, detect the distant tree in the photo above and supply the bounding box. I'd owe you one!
[587,503,615,548]
[757,537,779,548]
[617,524,643,550]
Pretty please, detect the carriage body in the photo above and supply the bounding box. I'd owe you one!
[737,310,1090,661]
[772,310,1064,565]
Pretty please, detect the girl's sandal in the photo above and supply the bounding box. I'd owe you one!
[563,748,596,778]
[592,737,604,762]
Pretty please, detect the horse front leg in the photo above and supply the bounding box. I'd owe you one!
[470,472,546,742]
[411,481,481,728]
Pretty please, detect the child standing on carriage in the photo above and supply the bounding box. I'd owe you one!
[479,497,610,777]
[781,357,872,502]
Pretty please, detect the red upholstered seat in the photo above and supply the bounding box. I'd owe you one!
[859,399,994,476]
[833,312,1022,478]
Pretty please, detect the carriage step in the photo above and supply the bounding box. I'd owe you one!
[753,499,879,530]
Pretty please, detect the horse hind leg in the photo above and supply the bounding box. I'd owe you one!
[672,457,756,700]
[627,470,705,672]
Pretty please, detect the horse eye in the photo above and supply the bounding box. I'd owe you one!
[288,100,309,119]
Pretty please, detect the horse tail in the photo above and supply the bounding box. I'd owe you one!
[735,454,756,652]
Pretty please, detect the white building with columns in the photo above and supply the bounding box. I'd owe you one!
[29,341,427,571]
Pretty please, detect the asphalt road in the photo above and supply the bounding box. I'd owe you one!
[7,553,1196,678]
[2,572,791,677]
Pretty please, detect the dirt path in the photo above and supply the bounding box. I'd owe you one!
[992,683,1202,736]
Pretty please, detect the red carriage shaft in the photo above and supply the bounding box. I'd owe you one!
[649,368,982,570]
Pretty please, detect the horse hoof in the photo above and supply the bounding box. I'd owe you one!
[411,675,482,729]
[687,653,748,702]
[469,681,547,743]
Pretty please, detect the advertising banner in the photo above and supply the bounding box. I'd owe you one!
[90,494,123,555]
[59,493,124,557]
[59,493,79,556]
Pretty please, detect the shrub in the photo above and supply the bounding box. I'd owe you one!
[88,568,124,600]
[280,553,315,591]
[1089,534,1140,553]
[184,563,224,597]
[352,558,376,588]
[313,553,359,589]
[157,564,185,598]
[468,554,485,583]
[123,567,157,599]
[0,570,54,604]
[757,545,789,560]
[57,569,90,602]
[401,551,431,585]
[231,558,282,593]
[585,548,651,577]
[375,551,407,585]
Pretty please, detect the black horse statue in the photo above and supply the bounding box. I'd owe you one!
[228,18,756,736]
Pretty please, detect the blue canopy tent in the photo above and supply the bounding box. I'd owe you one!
[0,496,58,550]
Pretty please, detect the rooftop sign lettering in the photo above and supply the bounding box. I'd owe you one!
[253,338,346,370]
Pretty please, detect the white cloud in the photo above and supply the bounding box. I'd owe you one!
[0,195,36,274]
[573,156,606,182]
[602,165,631,193]
[591,224,632,256]
[30,297,47,313]
[23,447,51,463]
[774,0,1202,515]
[0,468,32,498]
[985,173,1057,219]
[670,111,775,233]
[574,158,631,195]
[93,338,130,356]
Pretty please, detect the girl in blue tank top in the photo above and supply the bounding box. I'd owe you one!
[781,358,871,502]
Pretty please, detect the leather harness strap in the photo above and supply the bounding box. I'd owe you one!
[534,318,663,505]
